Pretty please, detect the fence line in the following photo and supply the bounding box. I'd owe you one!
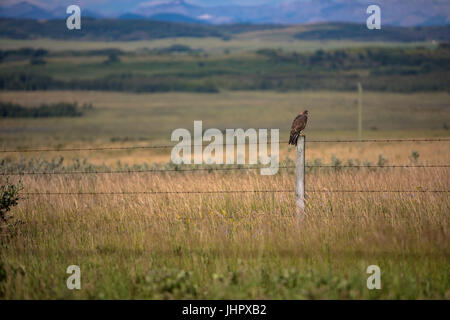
[3,137,449,202]
[1,138,449,153]
[2,164,449,176]
[21,190,449,196]
[307,138,450,143]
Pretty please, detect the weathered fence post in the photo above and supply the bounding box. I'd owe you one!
[295,136,306,216]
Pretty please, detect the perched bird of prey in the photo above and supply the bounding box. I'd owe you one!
[289,110,308,146]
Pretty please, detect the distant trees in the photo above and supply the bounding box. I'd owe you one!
[0,48,48,62]
[0,18,286,41]
[157,44,196,53]
[29,57,46,65]
[0,18,226,41]
[294,23,450,42]
[0,72,219,93]
[0,102,84,118]
[0,46,448,93]
[103,53,120,65]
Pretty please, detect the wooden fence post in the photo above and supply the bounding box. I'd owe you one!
[295,136,306,215]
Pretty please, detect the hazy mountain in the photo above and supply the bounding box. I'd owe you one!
[0,1,53,19]
[118,13,147,20]
[50,5,103,19]
[133,0,206,21]
[147,13,202,23]
[0,0,449,26]
[0,1,101,19]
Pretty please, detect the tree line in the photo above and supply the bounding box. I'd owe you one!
[0,46,448,93]
[0,102,87,118]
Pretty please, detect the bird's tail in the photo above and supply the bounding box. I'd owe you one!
[289,133,299,146]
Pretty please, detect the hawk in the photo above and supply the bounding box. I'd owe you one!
[289,110,308,146]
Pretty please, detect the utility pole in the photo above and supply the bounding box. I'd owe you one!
[358,82,363,142]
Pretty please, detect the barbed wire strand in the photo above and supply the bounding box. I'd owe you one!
[22,190,449,196]
[2,164,450,176]
[1,138,449,153]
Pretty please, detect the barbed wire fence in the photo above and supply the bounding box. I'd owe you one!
[1,164,449,176]
[1,138,449,153]
[1,138,449,197]
[21,190,449,196]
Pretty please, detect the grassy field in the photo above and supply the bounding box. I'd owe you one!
[1,90,449,139]
[0,89,449,299]
[0,37,434,55]
[0,15,449,300]
[2,43,449,95]
[0,90,449,163]
[1,165,448,299]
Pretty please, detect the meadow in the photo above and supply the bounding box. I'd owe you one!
[2,42,448,93]
[0,22,449,299]
[0,89,449,299]
[0,164,448,299]
[0,90,449,166]
[0,90,449,145]
[0,37,432,55]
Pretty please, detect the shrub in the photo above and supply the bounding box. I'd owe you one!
[0,102,83,118]
[410,150,420,162]
[0,178,22,229]
[29,57,46,65]
[377,154,388,167]
[137,268,198,299]
[158,44,195,54]
[103,53,120,65]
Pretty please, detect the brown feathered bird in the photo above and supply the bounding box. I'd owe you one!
[289,110,308,146]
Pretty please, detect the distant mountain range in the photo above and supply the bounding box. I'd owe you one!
[0,0,449,26]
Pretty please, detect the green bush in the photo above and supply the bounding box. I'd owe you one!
[136,268,198,299]
[0,102,84,118]
[103,53,120,65]
[29,57,46,65]
[0,179,22,227]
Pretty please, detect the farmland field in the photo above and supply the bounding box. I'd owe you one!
[0,18,449,300]
[0,90,449,165]
[1,160,449,299]
[0,89,449,299]
[0,37,433,55]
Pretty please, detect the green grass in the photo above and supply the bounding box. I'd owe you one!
[3,246,448,299]
[0,37,435,55]
[0,90,448,148]
[1,168,448,299]
[1,44,447,93]
[0,35,448,299]
[0,90,448,300]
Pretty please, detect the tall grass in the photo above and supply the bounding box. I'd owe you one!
[0,166,448,299]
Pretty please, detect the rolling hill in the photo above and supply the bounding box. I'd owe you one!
[0,18,449,42]
[0,0,449,26]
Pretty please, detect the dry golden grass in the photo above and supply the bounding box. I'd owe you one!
[0,90,449,299]
[1,164,448,299]
[1,90,449,151]
[1,140,447,169]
